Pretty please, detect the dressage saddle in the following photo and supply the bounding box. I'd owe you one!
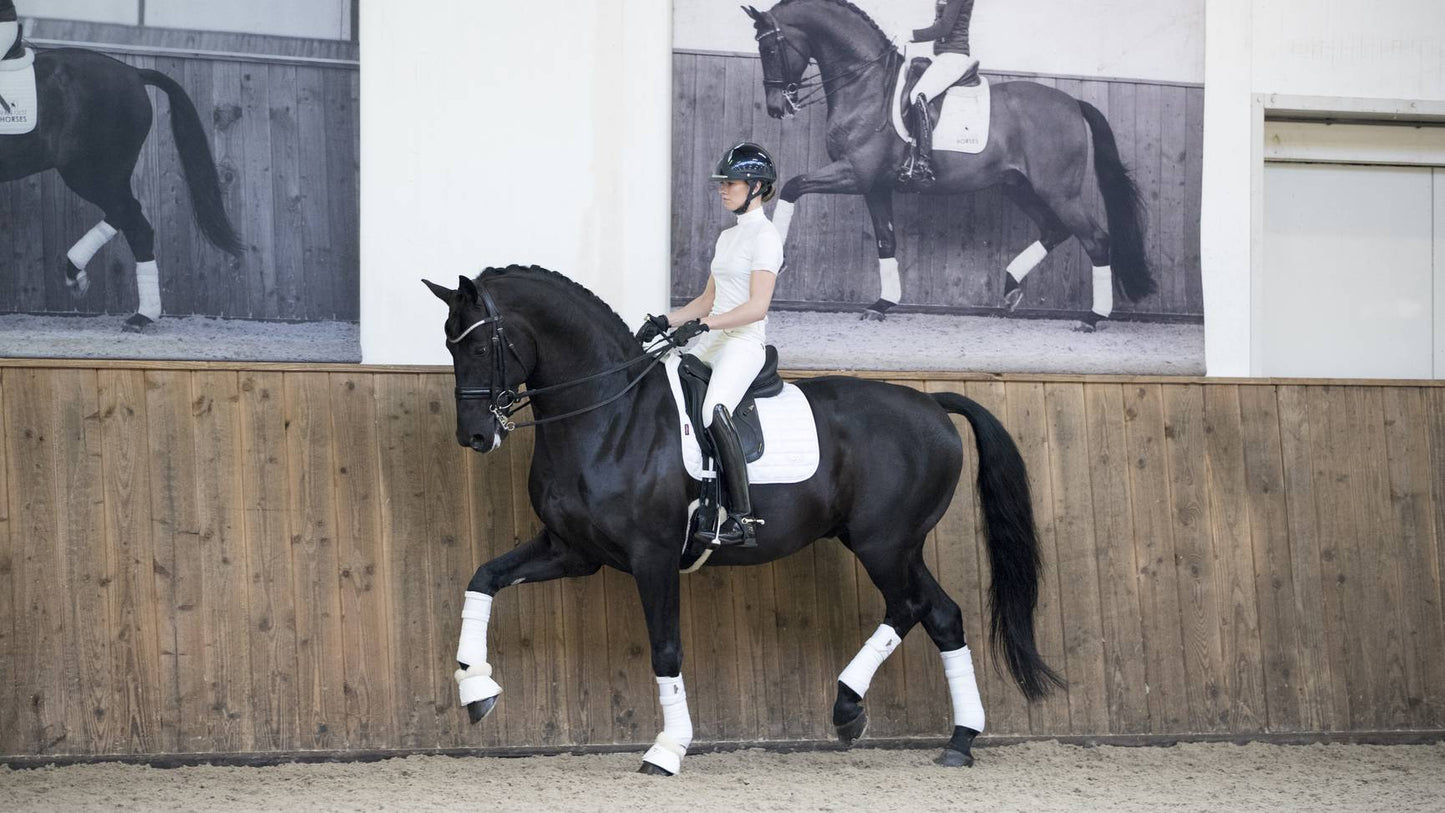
[676,344,783,464]
[901,56,982,130]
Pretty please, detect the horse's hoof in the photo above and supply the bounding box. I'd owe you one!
[1072,321,1096,333]
[122,314,154,333]
[65,265,90,298]
[637,761,674,777]
[935,748,974,768]
[860,309,887,322]
[835,708,868,746]
[466,696,498,724]
[1002,287,1023,312]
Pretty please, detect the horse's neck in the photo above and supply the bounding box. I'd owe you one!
[798,8,895,117]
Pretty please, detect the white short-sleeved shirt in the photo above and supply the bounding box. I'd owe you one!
[709,206,784,345]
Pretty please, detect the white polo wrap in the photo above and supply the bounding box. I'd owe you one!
[771,199,795,244]
[1006,240,1047,282]
[878,257,901,303]
[1092,264,1113,318]
[941,645,985,731]
[454,592,501,705]
[67,221,118,271]
[641,675,693,775]
[838,624,901,697]
[135,260,161,320]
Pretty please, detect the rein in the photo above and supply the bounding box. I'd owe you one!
[448,285,672,433]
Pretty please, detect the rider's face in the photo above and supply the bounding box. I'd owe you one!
[719,180,754,212]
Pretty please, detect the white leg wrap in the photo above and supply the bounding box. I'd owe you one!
[454,592,501,705]
[641,675,692,774]
[941,646,986,732]
[772,199,795,244]
[135,260,162,320]
[838,624,901,697]
[1092,264,1114,318]
[67,221,119,271]
[1006,240,1048,282]
[878,257,901,304]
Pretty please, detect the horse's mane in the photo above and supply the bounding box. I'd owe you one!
[476,264,633,340]
[777,0,895,50]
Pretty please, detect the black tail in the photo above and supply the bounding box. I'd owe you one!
[1078,100,1154,302]
[139,69,245,256]
[933,391,1065,701]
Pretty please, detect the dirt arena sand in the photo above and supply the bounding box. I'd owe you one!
[3,740,1441,812]
[0,314,360,362]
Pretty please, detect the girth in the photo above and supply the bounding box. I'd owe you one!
[676,345,783,463]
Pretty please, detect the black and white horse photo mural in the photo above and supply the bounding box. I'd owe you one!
[0,44,243,331]
[670,0,1207,375]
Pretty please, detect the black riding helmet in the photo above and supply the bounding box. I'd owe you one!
[712,142,777,214]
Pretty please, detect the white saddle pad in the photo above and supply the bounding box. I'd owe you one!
[664,352,820,484]
[0,48,38,136]
[891,58,991,155]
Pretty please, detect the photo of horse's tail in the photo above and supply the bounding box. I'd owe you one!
[139,68,245,256]
[1078,100,1155,302]
[932,392,1066,701]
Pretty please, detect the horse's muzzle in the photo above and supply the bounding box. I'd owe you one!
[466,433,502,453]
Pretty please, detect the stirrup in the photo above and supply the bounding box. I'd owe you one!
[709,514,760,548]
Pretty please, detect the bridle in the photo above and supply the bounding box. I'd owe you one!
[448,284,670,434]
[756,12,895,114]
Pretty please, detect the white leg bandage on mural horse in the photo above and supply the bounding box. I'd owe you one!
[135,260,162,321]
[65,221,118,295]
[1092,264,1113,319]
[694,333,766,428]
[839,624,902,696]
[454,591,502,705]
[1006,240,1048,283]
[771,199,795,245]
[941,646,985,731]
[878,257,901,303]
[641,675,693,775]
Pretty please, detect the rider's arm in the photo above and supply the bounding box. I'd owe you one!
[666,276,716,326]
[702,270,777,331]
[912,0,966,41]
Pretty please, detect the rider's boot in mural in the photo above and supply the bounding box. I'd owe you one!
[909,97,937,189]
[707,405,759,547]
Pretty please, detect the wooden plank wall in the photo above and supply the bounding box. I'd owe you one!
[2,364,1443,758]
[0,21,359,321]
[671,51,1205,320]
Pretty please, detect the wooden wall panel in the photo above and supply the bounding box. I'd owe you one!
[1,363,1442,759]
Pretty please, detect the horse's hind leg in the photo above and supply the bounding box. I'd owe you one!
[58,166,160,331]
[1038,188,1115,332]
[912,559,985,768]
[63,221,118,298]
[1001,179,1072,312]
[831,540,929,748]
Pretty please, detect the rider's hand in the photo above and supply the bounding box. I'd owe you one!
[670,319,709,345]
[635,313,670,344]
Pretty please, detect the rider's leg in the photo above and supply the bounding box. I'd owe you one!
[901,53,971,187]
[698,337,765,546]
[0,0,18,61]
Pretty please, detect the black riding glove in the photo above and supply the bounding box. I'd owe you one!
[635,313,670,344]
[670,319,709,345]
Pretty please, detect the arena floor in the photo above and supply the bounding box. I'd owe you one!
[3,740,1440,812]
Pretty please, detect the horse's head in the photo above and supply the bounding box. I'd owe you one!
[744,4,813,118]
[424,275,528,454]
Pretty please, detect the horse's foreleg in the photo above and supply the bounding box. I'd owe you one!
[64,221,118,298]
[774,157,860,257]
[862,187,899,320]
[457,529,599,723]
[632,561,691,777]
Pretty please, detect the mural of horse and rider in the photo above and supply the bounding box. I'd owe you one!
[0,7,359,361]
[671,0,1205,374]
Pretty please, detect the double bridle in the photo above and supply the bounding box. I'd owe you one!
[756,12,895,113]
[447,284,669,433]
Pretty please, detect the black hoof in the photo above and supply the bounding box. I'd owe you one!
[637,761,674,777]
[123,314,154,333]
[466,696,498,724]
[65,262,89,298]
[836,708,868,746]
[1074,312,1104,333]
[935,748,974,767]
[1002,287,1023,312]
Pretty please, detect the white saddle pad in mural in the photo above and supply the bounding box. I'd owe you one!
[664,352,820,485]
[934,79,991,154]
[0,49,38,136]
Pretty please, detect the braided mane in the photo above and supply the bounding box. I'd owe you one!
[476,264,632,339]
[776,0,896,50]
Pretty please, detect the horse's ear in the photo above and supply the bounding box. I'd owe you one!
[742,5,759,21]
[457,275,479,303]
[422,278,454,303]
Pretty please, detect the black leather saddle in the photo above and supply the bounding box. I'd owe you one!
[901,57,982,129]
[677,344,783,464]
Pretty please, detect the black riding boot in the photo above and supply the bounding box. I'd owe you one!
[910,97,937,189]
[707,405,759,547]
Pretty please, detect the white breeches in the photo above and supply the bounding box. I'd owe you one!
[692,333,766,428]
[911,52,973,103]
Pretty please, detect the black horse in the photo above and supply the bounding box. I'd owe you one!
[0,47,242,330]
[426,265,1062,776]
[743,0,1154,329]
